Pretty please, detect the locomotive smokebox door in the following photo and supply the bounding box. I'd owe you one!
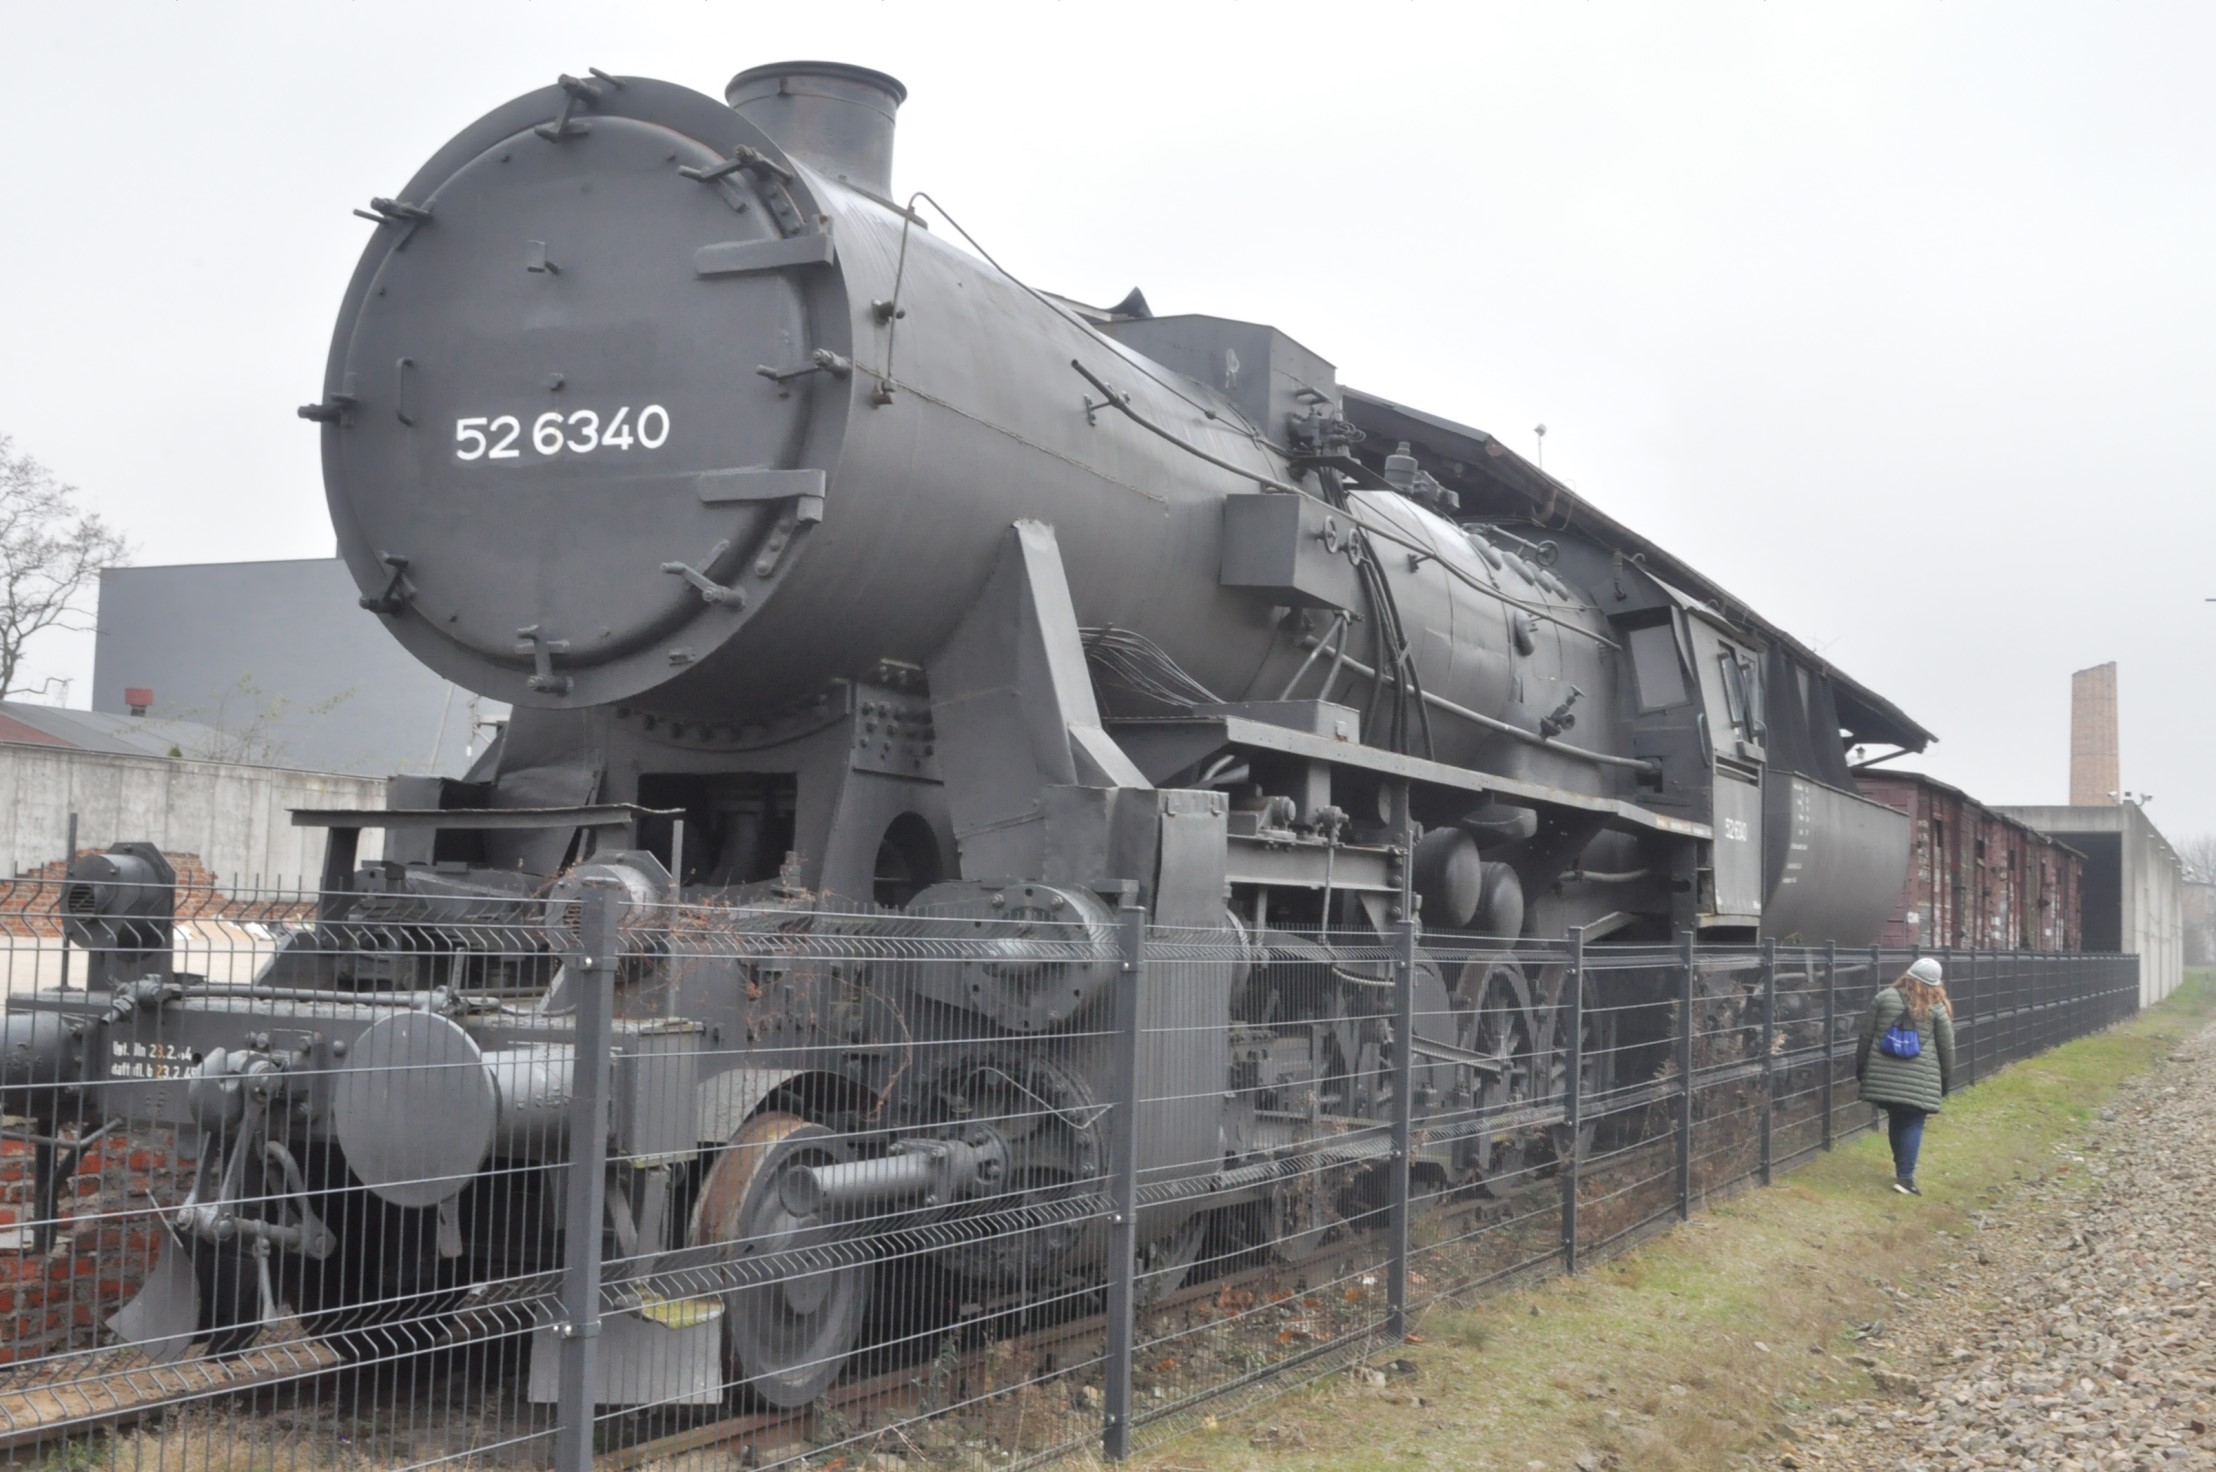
[318,77,852,714]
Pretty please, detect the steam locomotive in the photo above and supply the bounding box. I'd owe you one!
[2,63,1922,1408]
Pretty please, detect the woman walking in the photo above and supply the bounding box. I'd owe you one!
[1854,956,1957,1195]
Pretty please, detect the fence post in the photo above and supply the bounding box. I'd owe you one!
[2018,953,2030,1064]
[554,879,619,1472]
[2064,955,2074,1043]
[1102,905,1147,1462]
[2053,953,2065,1044]
[1387,918,1418,1336]
[1820,942,1837,1151]
[1870,946,1883,1134]
[2039,954,2051,1052]
[2017,954,2027,1059]
[1676,930,1695,1220]
[1995,951,2005,1065]
[57,811,77,990]
[1560,926,1585,1274]
[2009,953,2021,1065]
[1939,948,1953,1052]
[1992,953,2004,1065]
[1962,950,1977,1088]
[1758,938,1776,1187]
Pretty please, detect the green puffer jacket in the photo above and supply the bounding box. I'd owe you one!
[1854,985,1956,1113]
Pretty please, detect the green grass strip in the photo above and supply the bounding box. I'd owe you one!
[1133,970,2216,1472]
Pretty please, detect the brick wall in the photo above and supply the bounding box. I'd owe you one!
[2068,662,2120,807]
[0,1133,181,1364]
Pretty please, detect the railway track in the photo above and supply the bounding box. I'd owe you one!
[0,1143,1570,1467]
[594,1190,1505,1470]
[593,1121,1725,1470]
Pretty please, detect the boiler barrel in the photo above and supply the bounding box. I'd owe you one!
[314,70,1601,776]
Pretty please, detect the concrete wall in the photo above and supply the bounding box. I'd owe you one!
[92,558,501,779]
[0,744,384,887]
[1997,802,2183,1005]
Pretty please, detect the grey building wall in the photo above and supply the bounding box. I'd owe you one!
[1996,802,2183,1005]
[0,744,385,884]
[92,558,501,778]
[0,745,385,993]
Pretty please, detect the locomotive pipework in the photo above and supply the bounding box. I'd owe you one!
[3,59,1932,1407]
[317,67,1626,811]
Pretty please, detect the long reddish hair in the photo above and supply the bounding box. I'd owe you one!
[1896,975,1948,1023]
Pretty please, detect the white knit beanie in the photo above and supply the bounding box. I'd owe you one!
[1906,956,1944,986]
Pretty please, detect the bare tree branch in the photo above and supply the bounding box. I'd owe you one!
[0,435,131,699]
[2176,833,2216,885]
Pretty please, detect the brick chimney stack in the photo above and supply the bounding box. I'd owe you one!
[2069,662,2120,805]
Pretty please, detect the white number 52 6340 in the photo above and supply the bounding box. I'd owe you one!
[454,405,669,462]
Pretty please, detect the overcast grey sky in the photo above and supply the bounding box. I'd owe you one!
[6,2,2211,841]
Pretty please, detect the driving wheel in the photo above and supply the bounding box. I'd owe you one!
[1459,954,1545,1187]
[688,1111,871,1409]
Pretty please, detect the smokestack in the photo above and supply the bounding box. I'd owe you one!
[2069,662,2120,805]
[726,62,906,200]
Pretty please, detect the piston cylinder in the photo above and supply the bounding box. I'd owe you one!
[332,1014,576,1207]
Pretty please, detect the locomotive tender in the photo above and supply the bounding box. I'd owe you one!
[3,63,1926,1407]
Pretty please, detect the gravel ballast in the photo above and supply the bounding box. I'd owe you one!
[1763,1025,2216,1471]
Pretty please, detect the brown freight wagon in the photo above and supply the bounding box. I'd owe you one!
[1856,771,2084,951]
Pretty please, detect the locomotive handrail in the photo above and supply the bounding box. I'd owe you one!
[1130,711,1703,838]
[1070,360,1620,655]
[1070,358,1304,495]
[1321,503,1623,649]
[289,804,685,830]
[1299,641,1660,775]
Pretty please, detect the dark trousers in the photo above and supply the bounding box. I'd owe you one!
[1885,1105,1927,1183]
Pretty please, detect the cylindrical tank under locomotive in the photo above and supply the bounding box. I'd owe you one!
[1,61,1919,1408]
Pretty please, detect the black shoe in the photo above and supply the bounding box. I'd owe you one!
[1891,1179,1921,1196]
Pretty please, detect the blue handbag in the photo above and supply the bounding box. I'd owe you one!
[1879,1005,1922,1060]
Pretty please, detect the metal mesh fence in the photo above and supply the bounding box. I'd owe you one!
[0,877,2141,1469]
